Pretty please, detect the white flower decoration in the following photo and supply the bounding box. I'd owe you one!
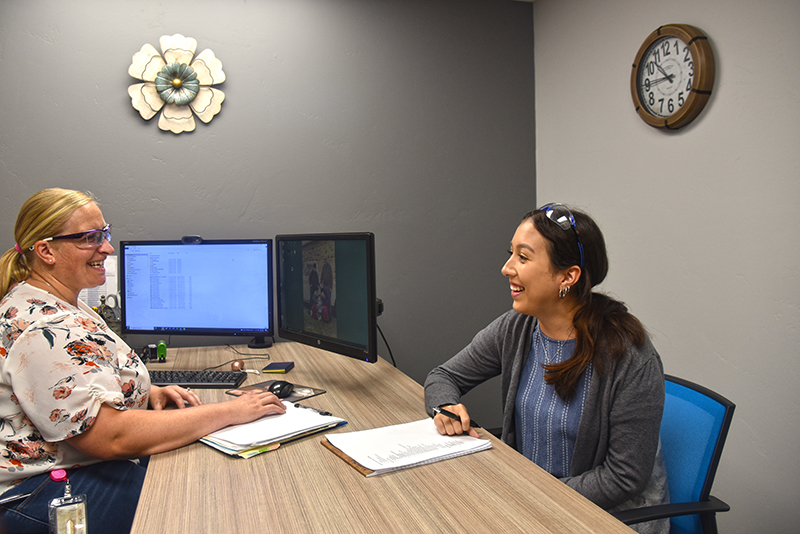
[128,34,226,134]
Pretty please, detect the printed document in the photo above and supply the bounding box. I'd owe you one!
[325,418,491,476]
[202,401,346,458]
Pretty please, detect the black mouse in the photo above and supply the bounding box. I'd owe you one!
[268,380,294,399]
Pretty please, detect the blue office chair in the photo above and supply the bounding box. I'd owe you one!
[613,375,735,534]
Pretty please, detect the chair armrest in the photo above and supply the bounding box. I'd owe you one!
[612,496,730,525]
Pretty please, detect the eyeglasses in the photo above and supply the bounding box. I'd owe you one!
[539,204,584,270]
[32,224,112,250]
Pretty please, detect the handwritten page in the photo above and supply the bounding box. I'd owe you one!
[324,418,491,476]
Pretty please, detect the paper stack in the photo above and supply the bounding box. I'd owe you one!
[323,418,492,476]
[202,401,347,459]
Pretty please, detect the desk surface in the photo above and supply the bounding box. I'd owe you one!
[131,342,632,534]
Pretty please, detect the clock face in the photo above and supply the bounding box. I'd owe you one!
[637,36,694,118]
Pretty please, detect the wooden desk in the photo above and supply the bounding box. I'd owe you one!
[131,342,633,534]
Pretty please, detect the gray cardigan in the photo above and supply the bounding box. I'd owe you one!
[424,310,669,527]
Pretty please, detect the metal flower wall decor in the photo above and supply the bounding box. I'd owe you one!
[128,34,226,134]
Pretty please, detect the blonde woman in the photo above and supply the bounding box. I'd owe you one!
[0,189,285,534]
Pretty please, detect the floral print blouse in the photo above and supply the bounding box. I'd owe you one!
[0,282,151,493]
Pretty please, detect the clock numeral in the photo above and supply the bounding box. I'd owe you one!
[647,61,656,76]
[660,40,671,57]
[683,47,691,63]
[654,97,676,114]
[678,92,685,107]
[672,40,680,55]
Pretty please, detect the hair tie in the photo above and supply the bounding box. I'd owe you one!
[14,243,24,255]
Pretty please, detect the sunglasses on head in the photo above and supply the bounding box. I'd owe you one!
[539,204,584,270]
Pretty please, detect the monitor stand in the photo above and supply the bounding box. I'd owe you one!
[248,336,273,349]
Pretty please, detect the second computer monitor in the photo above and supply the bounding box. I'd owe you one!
[275,232,377,363]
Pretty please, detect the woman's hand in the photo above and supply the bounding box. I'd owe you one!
[225,391,286,425]
[68,389,287,460]
[149,385,202,410]
[433,404,479,438]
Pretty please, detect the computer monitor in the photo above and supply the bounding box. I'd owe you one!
[119,239,274,348]
[275,232,378,363]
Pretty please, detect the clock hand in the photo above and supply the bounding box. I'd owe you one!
[654,63,675,83]
[644,76,673,87]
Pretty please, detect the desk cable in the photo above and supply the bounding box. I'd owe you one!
[377,323,396,367]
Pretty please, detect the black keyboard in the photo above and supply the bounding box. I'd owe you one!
[148,370,247,389]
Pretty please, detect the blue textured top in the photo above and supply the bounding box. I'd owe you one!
[425,310,668,524]
[514,325,592,477]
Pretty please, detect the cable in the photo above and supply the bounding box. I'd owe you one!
[226,345,273,358]
[202,351,270,372]
[377,322,396,367]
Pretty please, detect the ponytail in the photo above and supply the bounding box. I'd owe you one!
[544,293,646,399]
[527,205,646,400]
[0,248,31,298]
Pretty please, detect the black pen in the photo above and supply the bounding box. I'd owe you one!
[432,406,481,428]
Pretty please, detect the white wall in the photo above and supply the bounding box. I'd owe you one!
[534,0,800,532]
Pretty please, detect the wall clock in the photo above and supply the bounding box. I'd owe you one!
[630,24,715,129]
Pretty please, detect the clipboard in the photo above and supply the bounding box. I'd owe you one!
[202,401,346,458]
[321,438,374,477]
[321,419,492,477]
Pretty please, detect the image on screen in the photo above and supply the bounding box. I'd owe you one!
[120,239,274,347]
[276,233,377,363]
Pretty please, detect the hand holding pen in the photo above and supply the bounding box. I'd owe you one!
[432,404,480,438]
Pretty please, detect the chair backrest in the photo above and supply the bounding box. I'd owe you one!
[661,375,735,534]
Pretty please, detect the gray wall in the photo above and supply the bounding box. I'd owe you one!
[534,0,800,532]
[0,0,535,428]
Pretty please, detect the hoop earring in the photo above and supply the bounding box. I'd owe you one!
[558,286,570,299]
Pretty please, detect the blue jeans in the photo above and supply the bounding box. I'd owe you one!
[0,458,148,534]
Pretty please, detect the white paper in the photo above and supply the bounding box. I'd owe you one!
[207,401,345,448]
[78,255,119,308]
[325,418,492,476]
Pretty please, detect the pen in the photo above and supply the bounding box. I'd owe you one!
[432,406,481,428]
[0,492,31,506]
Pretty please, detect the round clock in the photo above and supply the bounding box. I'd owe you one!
[631,24,715,129]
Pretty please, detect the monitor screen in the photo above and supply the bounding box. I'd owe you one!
[119,239,274,348]
[275,233,378,363]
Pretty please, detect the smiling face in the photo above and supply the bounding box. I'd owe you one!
[501,219,565,318]
[49,202,114,299]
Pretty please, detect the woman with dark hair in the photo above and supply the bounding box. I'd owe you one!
[424,203,668,533]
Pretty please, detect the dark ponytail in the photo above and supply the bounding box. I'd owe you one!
[525,207,646,399]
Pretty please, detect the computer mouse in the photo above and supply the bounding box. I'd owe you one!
[268,380,294,399]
